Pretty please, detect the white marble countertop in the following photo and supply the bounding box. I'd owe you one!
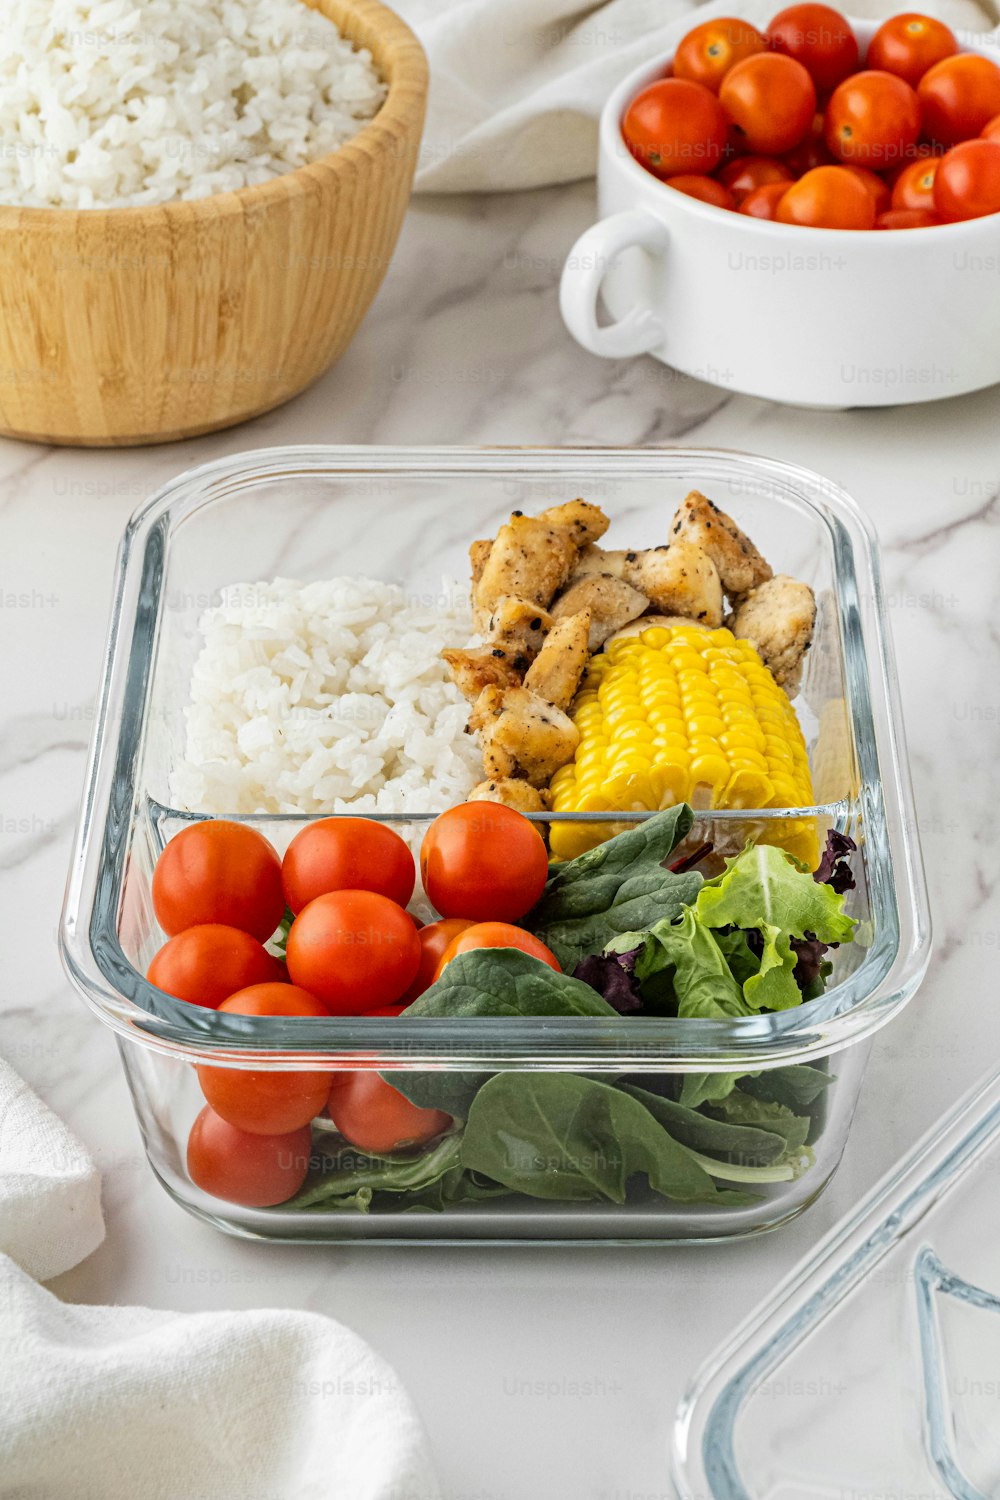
[3,180,999,1500]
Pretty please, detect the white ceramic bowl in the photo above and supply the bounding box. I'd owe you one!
[560,18,1000,407]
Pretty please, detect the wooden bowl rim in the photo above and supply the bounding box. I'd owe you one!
[0,0,427,231]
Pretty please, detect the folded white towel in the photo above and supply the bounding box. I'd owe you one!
[0,1057,440,1500]
[400,0,999,193]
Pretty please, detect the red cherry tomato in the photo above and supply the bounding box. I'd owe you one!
[875,207,940,227]
[738,181,792,218]
[720,53,817,155]
[934,139,1000,220]
[147,924,284,1009]
[434,921,561,980]
[842,164,892,214]
[187,1106,312,1207]
[720,154,794,201]
[825,71,921,170]
[152,820,285,941]
[673,17,768,93]
[400,917,478,1003]
[867,13,958,89]
[766,4,859,95]
[420,803,549,923]
[782,112,835,174]
[327,1072,451,1156]
[918,53,1000,146]
[281,818,415,914]
[668,174,736,208]
[776,165,877,227]
[622,77,730,178]
[196,983,332,1135]
[286,889,421,1013]
[982,113,1000,144]
[891,155,940,210]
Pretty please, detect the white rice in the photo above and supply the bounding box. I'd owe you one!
[169,577,483,817]
[1,0,386,209]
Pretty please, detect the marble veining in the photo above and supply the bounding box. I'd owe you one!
[3,179,1000,1500]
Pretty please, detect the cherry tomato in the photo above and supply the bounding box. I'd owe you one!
[776,164,877,227]
[420,803,549,923]
[622,78,730,178]
[196,983,332,1135]
[286,889,421,1013]
[842,164,892,213]
[825,70,921,170]
[867,14,958,89]
[919,55,1000,146]
[720,54,817,155]
[738,181,792,218]
[147,924,284,1009]
[720,155,794,201]
[668,174,736,208]
[673,17,768,92]
[783,112,835,174]
[766,4,858,95]
[982,113,1000,144]
[401,917,478,1003]
[327,1072,451,1156]
[187,1105,312,1207]
[434,921,561,980]
[891,155,940,210]
[875,207,940,227]
[934,138,1000,220]
[281,818,415,914]
[152,820,284,941]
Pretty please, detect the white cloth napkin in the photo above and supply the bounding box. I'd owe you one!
[0,1056,440,1500]
[399,0,998,193]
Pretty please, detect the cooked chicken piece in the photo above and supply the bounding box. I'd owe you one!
[726,574,816,694]
[468,778,550,813]
[523,609,591,712]
[469,539,492,590]
[550,575,648,650]
[537,498,610,549]
[483,595,553,669]
[605,614,709,645]
[669,491,772,597]
[572,541,724,627]
[470,685,580,788]
[442,647,522,702]
[473,502,608,621]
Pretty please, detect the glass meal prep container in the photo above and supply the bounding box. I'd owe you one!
[60,445,931,1245]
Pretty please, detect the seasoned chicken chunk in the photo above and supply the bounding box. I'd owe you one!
[727,574,816,694]
[484,596,553,668]
[523,609,591,712]
[442,647,522,702]
[550,575,648,650]
[470,686,580,788]
[670,491,772,597]
[572,541,724,627]
[469,539,492,590]
[473,501,608,621]
[468,778,550,813]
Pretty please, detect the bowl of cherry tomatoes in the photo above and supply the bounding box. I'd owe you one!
[560,6,1000,406]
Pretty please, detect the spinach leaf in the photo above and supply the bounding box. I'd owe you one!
[619,1084,788,1166]
[458,1072,753,1207]
[387,948,620,1118]
[527,805,703,970]
[678,1072,746,1109]
[704,1087,811,1155]
[289,1132,465,1212]
[740,1063,834,1146]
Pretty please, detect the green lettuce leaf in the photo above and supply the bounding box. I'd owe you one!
[527,805,703,970]
[610,908,750,1019]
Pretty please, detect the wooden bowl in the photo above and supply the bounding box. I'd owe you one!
[0,0,427,446]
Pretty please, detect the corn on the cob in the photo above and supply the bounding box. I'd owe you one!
[549,624,817,865]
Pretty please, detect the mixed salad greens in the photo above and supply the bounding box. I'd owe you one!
[291,806,859,1215]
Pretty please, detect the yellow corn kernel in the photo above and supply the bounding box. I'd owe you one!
[548,625,817,864]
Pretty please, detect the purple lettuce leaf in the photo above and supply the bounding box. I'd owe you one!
[573,951,644,1014]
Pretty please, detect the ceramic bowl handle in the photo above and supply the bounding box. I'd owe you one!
[559,208,670,359]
